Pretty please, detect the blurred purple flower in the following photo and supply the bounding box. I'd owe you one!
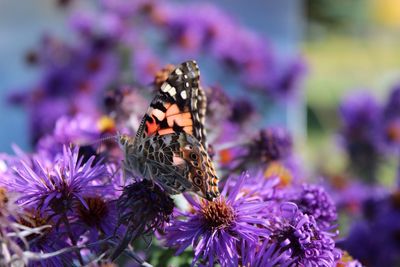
[229,99,256,125]
[339,91,382,182]
[10,32,118,143]
[383,84,400,151]
[251,127,293,163]
[36,114,105,160]
[340,191,400,266]
[163,173,270,267]
[383,83,400,121]
[270,56,307,99]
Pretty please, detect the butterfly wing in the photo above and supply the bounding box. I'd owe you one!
[130,60,219,200]
[140,133,219,200]
[135,60,207,147]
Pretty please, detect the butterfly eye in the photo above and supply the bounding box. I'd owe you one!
[193,176,202,186]
[190,153,198,160]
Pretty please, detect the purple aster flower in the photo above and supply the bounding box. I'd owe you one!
[240,240,293,267]
[229,99,256,125]
[339,91,382,182]
[111,179,174,260]
[163,173,270,267]
[266,202,340,267]
[383,83,400,121]
[270,56,307,99]
[10,31,118,143]
[340,190,400,266]
[72,196,121,256]
[2,146,109,217]
[36,113,118,162]
[159,3,231,55]
[250,127,293,163]
[0,188,71,266]
[19,210,75,266]
[290,184,337,229]
[221,127,293,174]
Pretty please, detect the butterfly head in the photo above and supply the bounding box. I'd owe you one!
[117,133,134,150]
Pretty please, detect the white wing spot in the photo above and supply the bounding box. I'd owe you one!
[180,90,187,99]
[175,68,183,75]
[161,83,172,92]
[169,87,177,96]
[185,82,189,88]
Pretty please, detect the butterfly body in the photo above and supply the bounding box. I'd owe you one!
[119,61,219,201]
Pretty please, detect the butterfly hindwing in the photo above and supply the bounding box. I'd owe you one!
[135,60,207,147]
[142,133,219,199]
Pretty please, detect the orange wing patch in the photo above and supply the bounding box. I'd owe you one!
[145,102,194,137]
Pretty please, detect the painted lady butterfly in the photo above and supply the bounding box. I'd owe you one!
[119,60,220,201]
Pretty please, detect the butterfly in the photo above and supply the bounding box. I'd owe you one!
[119,60,220,201]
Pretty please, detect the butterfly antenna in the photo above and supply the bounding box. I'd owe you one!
[87,135,120,147]
[213,140,251,151]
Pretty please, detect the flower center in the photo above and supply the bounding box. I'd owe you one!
[201,198,235,228]
[77,197,108,228]
[19,211,52,241]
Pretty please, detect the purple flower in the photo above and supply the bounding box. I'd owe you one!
[222,127,293,172]
[270,56,307,99]
[240,240,293,267]
[250,127,293,163]
[229,99,256,125]
[339,91,382,182]
[383,83,400,121]
[163,173,270,267]
[74,196,119,249]
[112,179,174,260]
[20,211,74,266]
[267,202,340,267]
[340,92,381,142]
[116,179,174,233]
[2,146,109,217]
[36,114,103,158]
[290,184,337,229]
[340,190,400,266]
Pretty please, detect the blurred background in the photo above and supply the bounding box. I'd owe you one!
[1,0,400,153]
